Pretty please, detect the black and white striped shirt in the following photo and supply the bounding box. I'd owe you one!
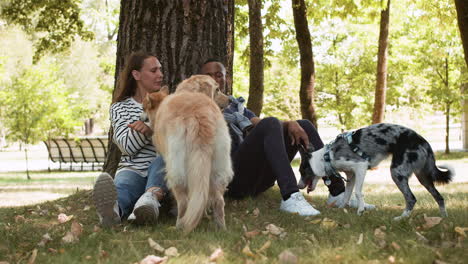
[110,97,157,177]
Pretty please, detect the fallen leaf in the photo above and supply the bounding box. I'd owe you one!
[388,255,395,263]
[47,248,58,254]
[357,233,363,245]
[27,249,37,264]
[454,226,468,237]
[209,248,224,262]
[278,249,298,264]
[374,228,386,240]
[148,238,165,253]
[252,208,260,217]
[257,240,271,252]
[422,214,442,229]
[85,256,92,260]
[244,230,261,239]
[57,213,73,224]
[415,231,429,243]
[70,222,83,237]
[320,218,338,229]
[139,255,168,264]
[309,234,318,243]
[62,232,77,244]
[14,215,25,223]
[93,225,101,233]
[100,250,109,258]
[0,261,10,264]
[310,219,322,224]
[391,242,401,251]
[164,247,179,257]
[343,208,348,214]
[433,260,448,264]
[242,245,256,258]
[37,233,52,247]
[83,206,91,211]
[265,224,284,236]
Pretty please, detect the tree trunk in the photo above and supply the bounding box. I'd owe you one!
[455,0,468,67]
[292,0,318,127]
[372,0,390,124]
[24,147,30,180]
[445,102,450,154]
[103,0,234,176]
[246,0,264,116]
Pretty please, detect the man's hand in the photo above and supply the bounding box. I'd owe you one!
[128,121,153,137]
[285,121,309,147]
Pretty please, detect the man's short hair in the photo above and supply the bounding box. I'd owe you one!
[200,58,226,74]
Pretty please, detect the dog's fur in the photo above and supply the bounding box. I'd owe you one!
[143,75,233,233]
[299,123,454,220]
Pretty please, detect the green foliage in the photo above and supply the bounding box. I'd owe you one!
[0,62,85,145]
[1,0,94,62]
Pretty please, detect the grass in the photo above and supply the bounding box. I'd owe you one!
[0,182,467,264]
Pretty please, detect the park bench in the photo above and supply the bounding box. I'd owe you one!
[43,136,108,171]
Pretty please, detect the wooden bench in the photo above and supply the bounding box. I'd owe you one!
[43,136,108,171]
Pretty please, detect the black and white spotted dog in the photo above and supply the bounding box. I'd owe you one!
[298,123,454,220]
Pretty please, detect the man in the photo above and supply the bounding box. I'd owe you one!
[201,59,375,215]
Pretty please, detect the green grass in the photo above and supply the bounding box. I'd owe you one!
[435,151,468,161]
[0,183,467,264]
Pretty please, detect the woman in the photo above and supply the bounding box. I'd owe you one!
[93,51,168,227]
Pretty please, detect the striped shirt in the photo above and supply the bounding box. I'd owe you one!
[110,97,157,177]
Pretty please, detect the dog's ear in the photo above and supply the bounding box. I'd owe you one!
[143,94,152,110]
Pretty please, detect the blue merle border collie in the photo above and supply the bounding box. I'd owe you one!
[298,123,455,220]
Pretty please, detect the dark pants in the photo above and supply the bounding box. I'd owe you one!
[226,117,345,200]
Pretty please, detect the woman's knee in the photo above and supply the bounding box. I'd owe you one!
[257,117,282,130]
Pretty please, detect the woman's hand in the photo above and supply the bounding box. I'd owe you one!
[128,121,153,137]
[285,121,309,147]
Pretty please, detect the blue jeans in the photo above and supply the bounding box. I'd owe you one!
[114,155,168,218]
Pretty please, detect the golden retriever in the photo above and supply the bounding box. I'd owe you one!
[143,75,233,233]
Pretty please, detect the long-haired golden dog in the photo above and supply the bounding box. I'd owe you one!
[143,75,233,233]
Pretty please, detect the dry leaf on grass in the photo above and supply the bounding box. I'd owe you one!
[388,255,395,263]
[244,230,261,239]
[242,245,256,258]
[164,247,179,257]
[83,206,90,211]
[62,232,77,244]
[374,228,386,240]
[310,219,322,224]
[391,242,401,251]
[265,224,284,236]
[208,248,224,262]
[257,240,271,252]
[139,255,168,264]
[71,222,83,237]
[454,226,468,237]
[14,215,25,223]
[357,233,363,245]
[320,218,338,229]
[0,261,11,264]
[415,231,429,243]
[37,233,52,247]
[422,214,442,229]
[148,238,165,252]
[27,249,37,264]
[252,208,260,217]
[57,213,73,224]
[278,249,298,264]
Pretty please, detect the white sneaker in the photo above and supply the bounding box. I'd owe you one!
[280,192,321,216]
[327,192,376,210]
[130,191,160,225]
[93,173,121,227]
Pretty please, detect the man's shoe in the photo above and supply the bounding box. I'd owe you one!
[327,192,376,210]
[93,173,120,227]
[130,191,160,225]
[280,192,321,216]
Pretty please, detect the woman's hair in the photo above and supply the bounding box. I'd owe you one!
[114,51,157,103]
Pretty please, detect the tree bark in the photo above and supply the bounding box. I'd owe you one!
[246,0,264,116]
[103,0,233,176]
[372,0,390,124]
[292,0,317,127]
[455,0,468,68]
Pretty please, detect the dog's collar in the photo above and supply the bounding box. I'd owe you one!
[323,144,348,185]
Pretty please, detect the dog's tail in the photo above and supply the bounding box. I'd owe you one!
[423,148,455,184]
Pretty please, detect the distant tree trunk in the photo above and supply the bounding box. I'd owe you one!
[445,102,451,154]
[455,0,468,67]
[103,0,234,176]
[292,0,317,127]
[372,0,390,124]
[246,0,264,116]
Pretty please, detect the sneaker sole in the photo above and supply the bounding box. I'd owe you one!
[93,173,119,227]
[133,204,158,225]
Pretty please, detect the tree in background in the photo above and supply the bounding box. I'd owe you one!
[1,0,93,62]
[372,0,391,124]
[0,63,86,178]
[246,0,264,115]
[292,0,317,127]
[455,0,468,67]
[104,0,234,176]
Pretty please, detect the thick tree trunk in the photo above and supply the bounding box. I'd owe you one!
[103,0,233,176]
[292,0,317,127]
[246,0,264,116]
[455,0,468,67]
[372,0,390,124]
